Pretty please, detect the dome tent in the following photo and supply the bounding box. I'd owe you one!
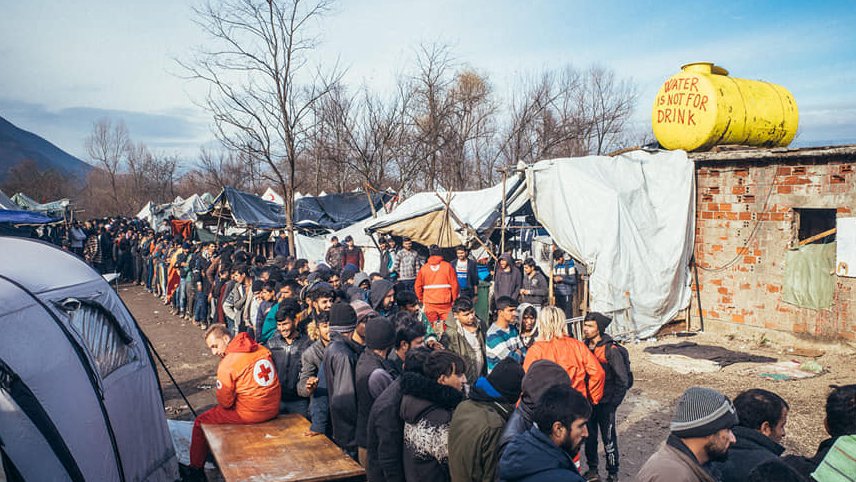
[0,238,178,481]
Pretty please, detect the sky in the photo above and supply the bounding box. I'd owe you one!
[1,0,854,166]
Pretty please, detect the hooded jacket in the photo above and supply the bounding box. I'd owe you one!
[497,360,570,456]
[215,332,281,421]
[587,334,630,406]
[448,378,515,482]
[523,336,605,405]
[370,279,396,314]
[415,255,459,307]
[711,425,785,482]
[516,303,538,352]
[498,426,584,482]
[440,316,486,385]
[520,269,548,306]
[492,255,522,302]
[323,332,365,453]
[366,378,406,482]
[400,372,464,482]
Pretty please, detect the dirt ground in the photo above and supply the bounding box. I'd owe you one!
[121,283,855,479]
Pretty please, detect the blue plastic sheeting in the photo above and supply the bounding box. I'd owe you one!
[0,210,59,224]
[294,191,393,231]
[211,187,288,229]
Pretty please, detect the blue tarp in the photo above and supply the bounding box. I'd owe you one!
[294,191,394,231]
[0,210,59,224]
[209,187,287,229]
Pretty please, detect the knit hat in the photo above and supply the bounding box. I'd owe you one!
[519,360,571,417]
[350,300,376,324]
[487,358,525,404]
[670,387,739,438]
[365,316,395,350]
[329,302,358,333]
[585,312,612,335]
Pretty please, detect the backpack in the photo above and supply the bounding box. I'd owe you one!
[607,340,634,390]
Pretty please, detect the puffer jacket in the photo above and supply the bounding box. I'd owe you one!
[215,332,281,421]
[523,336,605,404]
[498,426,584,482]
[415,255,459,307]
[400,372,464,482]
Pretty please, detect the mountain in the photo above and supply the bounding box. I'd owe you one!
[0,114,93,183]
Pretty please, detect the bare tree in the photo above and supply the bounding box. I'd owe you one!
[181,0,342,253]
[85,118,129,210]
[576,65,638,154]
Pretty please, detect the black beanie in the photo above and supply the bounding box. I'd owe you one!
[585,312,612,335]
[329,302,357,333]
[487,358,525,404]
[365,316,396,350]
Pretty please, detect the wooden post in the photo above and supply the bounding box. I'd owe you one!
[364,183,378,218]
[500,169,508,255]
[433,192,498,262]
[548,244,555,306]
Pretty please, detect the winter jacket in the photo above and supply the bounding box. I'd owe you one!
[380,248,396,279]
[326,243,345,268]
[356,350,395,448]
[400,372,464,482]
[553,260,576,296]
[265,332,312,404]
[520,270,548,306]
[223,282,248,325]
[783,436,838,479]
[497,359,571,457]
[274,236,290,258]
[440,317,486,386]
[448,378,515,482]
[492,255,522,303]
[587,334,630,406]
[297,340,325,398]
[367,378,406,482]
[393,249,423,280]
[498,426,584,482]
[415,255,459,308]
[323,333,365,453]
[341,246,365,270]
[523,336,605,404]
[636,434,718,482]
[215,333,281,421]
[711,426,785,482]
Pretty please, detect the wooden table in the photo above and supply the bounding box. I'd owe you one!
[202,413,365,481]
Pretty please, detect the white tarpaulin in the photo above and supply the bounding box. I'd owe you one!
[836,217,856,277]
[526,149,695,339]
[136,194,208,230]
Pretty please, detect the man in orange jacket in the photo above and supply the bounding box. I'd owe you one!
[415,244,459,332]
[187,324,281,472]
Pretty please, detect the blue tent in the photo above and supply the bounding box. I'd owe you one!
[0,210,59,225]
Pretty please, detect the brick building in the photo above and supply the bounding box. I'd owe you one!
[690,145,856,341]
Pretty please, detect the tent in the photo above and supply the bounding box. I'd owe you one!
[261,187,285,206]
[202,187,287,230]
[526,149,695,339]
[0,190,17,210]
[0,209,60,225]
[135,194,208,231]
[364,178,528,248]
[294,191,394,231]
[10,192,70,217]
[0,237,178,481]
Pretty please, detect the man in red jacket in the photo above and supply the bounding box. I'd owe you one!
[415,244,459,333]
[185,324,281,477]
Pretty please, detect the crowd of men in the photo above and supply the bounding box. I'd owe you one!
[61,219,855,482]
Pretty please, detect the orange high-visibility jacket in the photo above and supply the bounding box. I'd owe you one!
[523,336,606,404]
[415,255,460,306]
[216,332,281,421]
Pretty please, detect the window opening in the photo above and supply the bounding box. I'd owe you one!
[794,208,837,246]
[59,299,136,378]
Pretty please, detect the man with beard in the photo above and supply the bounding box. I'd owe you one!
[637,387,738,482]
[498,384,591,482]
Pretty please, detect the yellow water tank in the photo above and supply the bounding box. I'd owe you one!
[651,62,798,152]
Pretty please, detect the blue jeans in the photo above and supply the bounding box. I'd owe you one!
[194,292,208,323]
[177,277,187,312]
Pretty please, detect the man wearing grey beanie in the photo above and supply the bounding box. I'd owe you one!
[636,387,738,482]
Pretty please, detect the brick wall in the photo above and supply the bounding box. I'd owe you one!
[693,156,856,341]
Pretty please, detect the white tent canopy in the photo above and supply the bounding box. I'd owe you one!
[261,187,285,206]
[136,194,208,230]
[526,150,695,339]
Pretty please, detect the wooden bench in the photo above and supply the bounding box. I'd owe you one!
[202,413,365,481]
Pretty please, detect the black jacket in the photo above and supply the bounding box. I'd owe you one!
[366,378,405,482]
[400,372,464,482]
[454,257,480,297]
[356,350,394,448]
[265,332,312,403]
[784,436,838,479]
[711,425,785,481]
[322,333,365,453]
[498,426,585,482]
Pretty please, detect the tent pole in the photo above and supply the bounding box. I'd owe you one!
[500,169,508,255]
[433,192,497,262]
[214,199,223,245]
[364,183,378,218]
[548,244,555,306]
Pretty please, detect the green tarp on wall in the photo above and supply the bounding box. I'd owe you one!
[783,243,836,310]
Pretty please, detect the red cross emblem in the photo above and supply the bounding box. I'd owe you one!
[253,359,275,387]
